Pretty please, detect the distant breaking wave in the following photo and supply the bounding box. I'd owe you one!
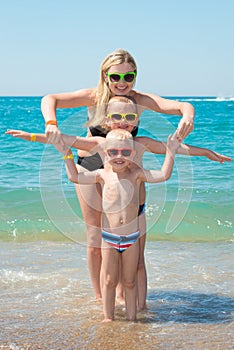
[179,96,234,102]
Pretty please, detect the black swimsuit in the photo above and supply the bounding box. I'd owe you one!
[77,125,139,171]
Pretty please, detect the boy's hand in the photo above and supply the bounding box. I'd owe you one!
[206,150,232,163]
[167,134,181,152]
[5,129,31,141]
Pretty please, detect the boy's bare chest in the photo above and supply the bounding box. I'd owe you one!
[102,175,140,211]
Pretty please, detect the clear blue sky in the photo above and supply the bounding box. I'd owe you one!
[1,0,234,96]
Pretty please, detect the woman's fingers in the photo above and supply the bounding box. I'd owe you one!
[177,121,193,140]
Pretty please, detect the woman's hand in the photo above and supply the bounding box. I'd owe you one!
[176,118,194,141]
[46,124,62,143]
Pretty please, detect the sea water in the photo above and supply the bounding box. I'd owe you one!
[0,96,233,243]
[0,96,233,349]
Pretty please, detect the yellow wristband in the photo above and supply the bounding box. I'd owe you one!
[62,154,74,160]
[31,133,36,142]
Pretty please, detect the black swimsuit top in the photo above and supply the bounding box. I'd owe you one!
[89,125,109,138]
[89,125,139,138]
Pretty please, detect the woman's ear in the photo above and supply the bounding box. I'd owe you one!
[103,71,108,84]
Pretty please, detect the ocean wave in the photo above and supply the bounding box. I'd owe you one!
[179,97,234,102]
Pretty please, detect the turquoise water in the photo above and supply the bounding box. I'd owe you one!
[1,97,233,348]
[0,96,233,242]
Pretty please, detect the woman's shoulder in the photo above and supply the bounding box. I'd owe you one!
[73,87,97,105]
[129,90,149,110]
[130,90,163,111]
[129,90,151,113]
[130,90,150,103]
[131,89,161,101]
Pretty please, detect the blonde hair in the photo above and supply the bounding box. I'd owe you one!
[88,49,137,126]
[106,129,134,150]
[106,95,137,115]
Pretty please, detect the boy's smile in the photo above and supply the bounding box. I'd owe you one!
[106,146,134,172]
[110,157,131,172]
[105,129,135,173]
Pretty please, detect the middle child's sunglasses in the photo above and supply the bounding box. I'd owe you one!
[107,113,138,123]
[105,71,136,84]
[107,148,132,157]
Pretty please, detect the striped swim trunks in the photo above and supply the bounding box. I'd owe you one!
[102,230,140,253]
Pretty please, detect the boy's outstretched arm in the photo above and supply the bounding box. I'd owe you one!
[137,134,231,163]
[62,134,104,151]
[5,130,48,143]
[177,143,232,163]
[142,135,180,183]
[5,130,79,146]
[173,130,232,163]
[5,129,104,152]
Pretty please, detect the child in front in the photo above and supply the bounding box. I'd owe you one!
[56,129,180,322]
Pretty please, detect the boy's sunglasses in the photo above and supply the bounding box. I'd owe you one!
[107,113,138,123]
[107,148,132,157]
[105,71,136,84]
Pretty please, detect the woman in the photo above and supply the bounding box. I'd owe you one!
[41,49,195,307]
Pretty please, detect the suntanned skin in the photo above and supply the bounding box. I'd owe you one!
[5,129,232,164]
[53,130,180,322]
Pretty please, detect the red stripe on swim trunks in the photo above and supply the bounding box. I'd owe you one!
[107,242,132,249]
